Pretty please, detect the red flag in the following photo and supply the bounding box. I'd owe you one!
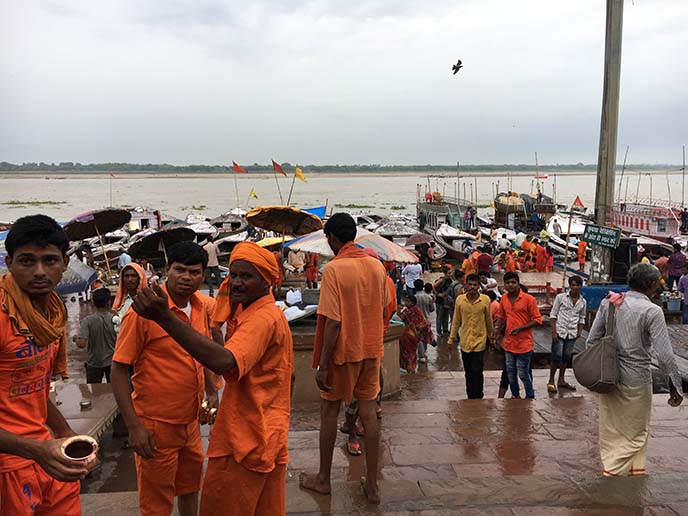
[272,159,287,177]
[109,171,115,178]
[572,195,585,209]
[232,161,247,174]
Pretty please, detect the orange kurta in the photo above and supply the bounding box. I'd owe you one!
[495,291,542,354]
[535,244,548,273]
[312,242,390,367]
[578,241,588,264]
[505,254,517,273]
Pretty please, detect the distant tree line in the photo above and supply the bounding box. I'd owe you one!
[0,161,681,174]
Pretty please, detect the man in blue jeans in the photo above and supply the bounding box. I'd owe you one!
[495,272,542,398]
[548,275,586,393]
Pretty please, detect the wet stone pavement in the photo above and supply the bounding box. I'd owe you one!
[79,361,688,515]
[68,292,688,515]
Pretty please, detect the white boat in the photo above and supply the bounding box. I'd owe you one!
[546,211,592,256]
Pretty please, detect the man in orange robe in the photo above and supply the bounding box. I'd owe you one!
[305,252,319,289]
[300,213,390,504]
[0,215,92,516]
[535,240,548,273]
[577,241,588,272]
[128,242,293,516]
[112,242,218,516]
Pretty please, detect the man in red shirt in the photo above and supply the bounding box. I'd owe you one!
[494,272,542,398]
[475,247,494,276]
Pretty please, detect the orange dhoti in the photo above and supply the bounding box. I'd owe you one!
[199,455,286,516]
[305,266,318,284]
[135,417,204,516]
[320,358,381,404]
[0,463,81,516]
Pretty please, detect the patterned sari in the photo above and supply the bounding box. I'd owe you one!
[399,305,433,373]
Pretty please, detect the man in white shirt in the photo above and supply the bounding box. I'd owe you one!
[401,262,422,296]
[497,234,511,253]
[548,275,586,392]
[203,236,221,297]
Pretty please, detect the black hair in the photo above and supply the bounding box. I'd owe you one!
[673,243,683,252]
[503,271,520,284]
[413,278,424,290]
[423,283,433,293]
[167,241,208,270]
[92,288,112,308]
[453,269,465,280]
[405,294,417,305]
[568,275,583,286]
[5,215,69,258]
[323,213,356,243]
[478,271,488,277]
[486,290,497,302]
[465,273,480,284]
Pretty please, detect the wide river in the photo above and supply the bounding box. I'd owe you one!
[0,170,681,222]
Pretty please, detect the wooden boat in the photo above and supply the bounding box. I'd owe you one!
[209,213,248,238]
[433,223,476,259]
[493,191,557,231]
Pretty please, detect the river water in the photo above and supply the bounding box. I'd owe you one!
[0,170,681,222]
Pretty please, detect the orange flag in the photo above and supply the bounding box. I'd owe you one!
[232,161,247,174]
[272,159,287,177]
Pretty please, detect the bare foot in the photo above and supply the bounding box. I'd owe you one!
[299,472,331,495]
[360,476,380,504]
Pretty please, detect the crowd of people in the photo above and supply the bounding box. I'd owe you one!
[0,213,686,516]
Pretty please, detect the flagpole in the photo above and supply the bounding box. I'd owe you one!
[109,174,113,207]
[234,172,240,209]
[274,171,284,205]
[286,172,297,206]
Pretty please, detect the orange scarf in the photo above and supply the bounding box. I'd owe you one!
[112,262,147,311]
[0,273,68,375]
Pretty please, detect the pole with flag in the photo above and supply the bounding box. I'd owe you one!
[244,188,259,210]
[109,171,114,207]
[287,166,307,206]
[231,161,247,209]
[272,159,287,204]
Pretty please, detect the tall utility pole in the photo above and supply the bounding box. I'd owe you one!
[594,0,624,226]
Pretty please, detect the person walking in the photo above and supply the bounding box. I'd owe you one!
[577,240,588,273]
[587,263,683,477]
[494,272,542,399]
[433,266,454,339]
[300,213,389,504]
[203,236,222,297]
[547,276,586,393]
[666,243,686,291]
[76,287,117,383]
[448,274,493,399]
[414,280,435,363]
[401,261,422,296]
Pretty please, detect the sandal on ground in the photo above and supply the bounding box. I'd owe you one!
[547,383,557,393]
[347,441,362,456]
[558,382,577,391]
[340,424,365,436]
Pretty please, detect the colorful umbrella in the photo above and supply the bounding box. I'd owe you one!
[246,206,322,236]
[286,227,419,263]
[63,209,131,241]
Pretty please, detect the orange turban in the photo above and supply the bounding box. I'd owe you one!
[211,242,280,327]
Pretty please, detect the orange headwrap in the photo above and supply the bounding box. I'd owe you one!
[0,273,68,376]
[211,242,280,327]
[112,262,147,311]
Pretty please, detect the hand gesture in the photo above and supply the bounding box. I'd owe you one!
[315,368,331,392]
[128,423,157,459]
[132,283,171,323]
[33,438,90,482]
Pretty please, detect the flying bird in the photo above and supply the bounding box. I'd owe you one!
[452,59,463,75]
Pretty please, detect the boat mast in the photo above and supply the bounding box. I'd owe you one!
[456,161,460,204]
[616,145,629,203]
[682,145,686,208]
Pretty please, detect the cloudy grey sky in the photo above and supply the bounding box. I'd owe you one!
[1,0,686,166]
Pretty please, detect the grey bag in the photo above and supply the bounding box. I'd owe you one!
[572,303,618,393]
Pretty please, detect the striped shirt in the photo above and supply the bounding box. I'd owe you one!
[551,293,586,339]
[586,291,682,390]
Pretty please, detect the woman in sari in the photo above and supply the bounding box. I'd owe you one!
[398,295,433,373]
[586,263,683,477]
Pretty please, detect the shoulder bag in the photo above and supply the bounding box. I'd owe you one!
[572,304,618,393]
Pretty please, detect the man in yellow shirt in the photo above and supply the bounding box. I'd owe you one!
[448,274,493,399]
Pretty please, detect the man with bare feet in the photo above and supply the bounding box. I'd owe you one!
[299,213,389,504]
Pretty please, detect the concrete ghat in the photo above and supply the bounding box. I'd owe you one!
[82,368,688,515]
